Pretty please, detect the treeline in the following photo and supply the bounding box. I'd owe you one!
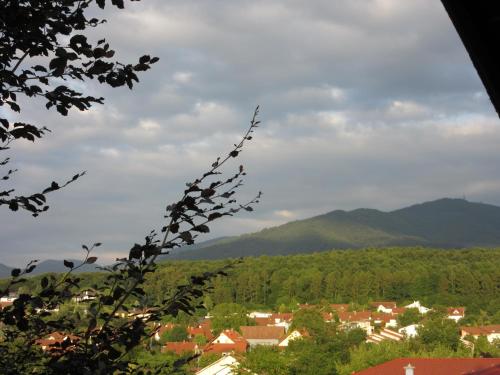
[145,247,500,320]
[4,248,500,322]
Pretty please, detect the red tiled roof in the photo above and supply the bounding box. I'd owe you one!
[354,358,500,375]
[461,325,500,336]
[0,301,13,309]
[240,326,285,340]
[200,319,212,330]
[448,307,465,316]
[322,312,334,321]
[35,332,80,352]
[204,330,248,353]
[203,342,248,353]
[221,330,245,342]
[330,304,349,312]
[372,312,397,322]
[338,311,372,322]
[270,313,293,322]
[162,341,198,355]
[254,317,273,326]
[188,325,214,340]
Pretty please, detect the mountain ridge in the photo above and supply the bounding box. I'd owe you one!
[0,259,101,279]
[3,198,499,274]
[167,198,500,260]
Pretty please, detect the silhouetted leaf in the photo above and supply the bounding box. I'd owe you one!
[208,212,223,221]
[193,225,210,233]
[11,269,21,277]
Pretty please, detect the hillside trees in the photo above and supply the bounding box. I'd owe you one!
[139,248,500,319]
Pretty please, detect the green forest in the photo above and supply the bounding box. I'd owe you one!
[2,247,500,374]
[7,247,500,323]
[155,247,500,320]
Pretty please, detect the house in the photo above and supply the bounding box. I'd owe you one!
[371,301,397,313]
[354,358,500,374]
[461,325,500,343]
[195,355,240,375]
[447,307,465,322]
[188,324,214,341]
[371,312,398,328]
[248,311,272,319]
[128,307,155,320]
[398,324,420,338]
[36,332,80,352]
[153,323,176,341]
[404,301,430,314]
[0,294,17,303]
[204,330,248,354]
[278,329,308,347]
[162,341,200,355]
[338,311,373,335]
[252,313,293,331]
[240,326,285,347]
[270,313,293,327]
[254,317,273,326]
[72,289,97,303]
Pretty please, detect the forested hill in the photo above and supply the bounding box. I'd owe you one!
[169,198,500,260]
[0,260,101,279]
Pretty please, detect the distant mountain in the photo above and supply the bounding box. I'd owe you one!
[168,198,500,260]
[0,263,12,279]
[0,259,101,279]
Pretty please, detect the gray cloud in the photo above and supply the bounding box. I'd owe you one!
[1,0,499,266]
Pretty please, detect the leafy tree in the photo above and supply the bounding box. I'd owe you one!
[160,326,188,343]
[197,353,221,369]
[192,334,207,346]
[131,350,185,374]
[397,308,422,327]
[0,0,158,216]
[289,308,328,338]
[417,318,460,350]
[203,295,214,311]
[239,346,288,375]
[286,339,339,375]
[211,303,252,334]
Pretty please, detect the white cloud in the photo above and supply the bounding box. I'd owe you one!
[1,0,500,266]
[274,209,298,220]
[99,147,121,158]
[173,71,194,84]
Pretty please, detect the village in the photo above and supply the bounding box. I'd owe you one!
[3,291,497,375]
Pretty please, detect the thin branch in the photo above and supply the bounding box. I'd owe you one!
[99,107,260,333]
[11,51,29,73]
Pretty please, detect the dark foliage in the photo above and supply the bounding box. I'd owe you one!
[0,107,262,374]
[0,0,158,216]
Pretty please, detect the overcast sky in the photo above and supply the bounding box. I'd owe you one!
[2,0,500,266]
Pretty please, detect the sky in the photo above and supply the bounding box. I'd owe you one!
[2,0,500,266]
